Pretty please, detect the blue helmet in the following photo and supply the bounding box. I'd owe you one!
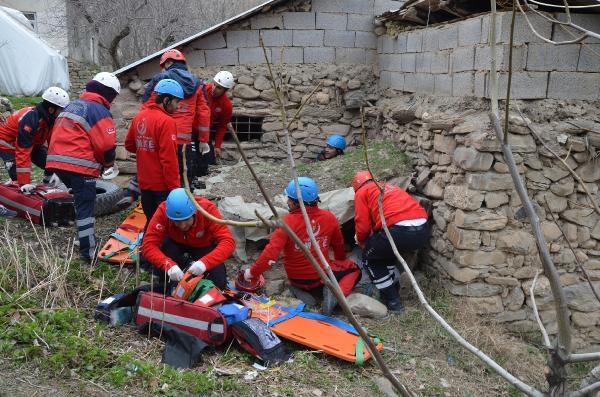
[326,134,346,151]
[154,78,184,99]
[285,177,319,204]
[166,188,196,220]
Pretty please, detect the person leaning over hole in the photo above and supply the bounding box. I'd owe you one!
[243,177,360,315]
[124,79,183,222]
[0,87,70,190]
[352,171,429,314]
[142,188,236,292]
[316,134,346,161]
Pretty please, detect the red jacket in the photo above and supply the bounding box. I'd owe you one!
[124,103,180,191]
[250,206,346,282]
[354,182,428,244]
[143,197,236,272]
[47,92,116,177]
[0,105,54,184]
[142,87,210,145]
[206,83,233,149]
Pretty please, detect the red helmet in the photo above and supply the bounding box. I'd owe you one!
[352,170,374,192]
[159,49,186,66]
[234,271,266,293]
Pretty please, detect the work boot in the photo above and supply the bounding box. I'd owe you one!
[380,283,404,315]
[288,285,317,307]
[115,193,134,211]
[322,286,338,315]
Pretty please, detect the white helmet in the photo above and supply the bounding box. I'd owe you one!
[214,71,234,89]
[92,72,121,94]
[42,87,70,108]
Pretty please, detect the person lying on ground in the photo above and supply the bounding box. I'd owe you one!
[352,171,429,314]
[0,87,69,189]
[142,188,236,292]
[124,79,183,222]
[316,134,346,161]
[243,177,360,315]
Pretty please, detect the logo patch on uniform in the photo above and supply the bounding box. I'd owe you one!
[23,125,32,133]
[137,119,146,135]
[107,127,116,135]
[196,231,204,238]
[155,223,164,231]
[215,107,222,112]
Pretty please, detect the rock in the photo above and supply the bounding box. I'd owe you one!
[237,75,254,85]
[485,192,509,209]
[565,282,600,312]
[505,320,538,332]
[503,287,525,310]
[586,260,600,270]
[541,221,562,241]
[450,122,477,134]
[453,147,494,171]
[514,266,537,279]
[454,209,508,231]
[577,162,600,182]
[467,172,514,191]
[128,79,143,91]
[592,221,600,240]
[444,185,484,210]
[543,166,570,182]
[540,192,568,213]
[261,132,277,143]
[433,134,456,155]
[446,282,503,297]
[262,121,283,132]
[265,279,285,296]
[560,273,579,286]
[415,168,430,190]
[493,162,509,173]
[115,145,128,160]
[561,208,597,228]
[347,79,361,89]
[497,230,536,255]
[486,276,519,286]
[522,275,551,296]
[315,92,329,105]
[324,123,351,136]
[439,259,480,283]
[391,109,416,124]
[346,293,388,318]
[447,223,481,250]
[467,130,500,152]
[526,170,551,189]
[233,84,260,99]
[495,309,528,322]
[572,311,600,328]
[453,250,507,267]
[253,76,272,91]
[343,90,365,109]
[466,296,504,314]
[423,180,444,199]
[373,377,399,397]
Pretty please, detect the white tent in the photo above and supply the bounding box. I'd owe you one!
[0,7,69,96]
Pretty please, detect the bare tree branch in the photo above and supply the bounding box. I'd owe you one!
[569,381,600,397]
[567,352,600,363]
[530,270,552,349]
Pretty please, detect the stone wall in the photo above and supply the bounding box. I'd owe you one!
[374,93,600,350]
[67,58,100,96]
[378,12,600,100]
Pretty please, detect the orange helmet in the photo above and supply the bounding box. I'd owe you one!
[352,170,374,192]
[159,49,186,66]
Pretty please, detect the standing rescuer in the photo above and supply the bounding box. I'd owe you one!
[142,188,236,290]
[244,177,360,314]
[352,171,429,314]
[0,87,70,190]
[197,71,234,176]
[47,72,120,263]
[317,134,346,161]
[125,79,183,221]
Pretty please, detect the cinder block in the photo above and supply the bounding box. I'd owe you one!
[390,71,405,90]
[316,12,347,30]
[422,28,439,52]
[431,50,449,74]
[401,53,416,72]
[500,13,553,45]
[347,14,375,31]
[366,49,377,64]
[293,30,324,47]
[251,14,283,30]
[304,47,335,63]
[578,44,600,72]
[355,32,377,49]
[205,49,238,66]
[379,70,392,89]
[185,50,205,67]
[451,46,475,72]
[416,52,432,73]
[526,43,580,72]
[474,71,487,97]
[475,44,527,72]
[335,48,366,64]
[491,71,549,99]
[388,54,403,71]
[438,25,458,50]
[324,30,356,47]
[416,73,434,94]
[548,72,598,100]
[435,74,452,96]
[313,0,374,14]
[283,12,316,29]
[452,72,475,96]
[406,30,423,52]
[239,47,271,65]
[270,47,304,64]
[227,30,259,48]
[458,17,482,47]
[404,73,417,92]
[381,35,395,53]
[379,54,390,70]
[375,0,402,15]
[261,30,293,47]
[191,32,226,50]
[553,14,600,43]
[395,33,408,52]
[480,13,503,44]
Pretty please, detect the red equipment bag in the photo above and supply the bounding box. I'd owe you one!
[136,291,229,346]
[0,182,74,226]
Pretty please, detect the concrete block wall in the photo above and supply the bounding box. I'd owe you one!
[378,12,600,101]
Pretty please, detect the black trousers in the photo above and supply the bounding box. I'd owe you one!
[177,144,196,187]
[195,141,215,177]
[151,237,228,293]
[0,145,51,181]
[140,189,169,224]
[362,223,429,291]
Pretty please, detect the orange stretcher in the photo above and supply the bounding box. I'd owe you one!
[97,204,146,265]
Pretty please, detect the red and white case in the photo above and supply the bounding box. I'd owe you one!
[0,182,74,225]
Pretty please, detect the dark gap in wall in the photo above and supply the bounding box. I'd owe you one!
[226,116,264,142]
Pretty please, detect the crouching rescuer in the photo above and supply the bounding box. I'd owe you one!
[46,72,120,263]
[352,171,429,314]
[243,177,360,314]
[142,188,236,291]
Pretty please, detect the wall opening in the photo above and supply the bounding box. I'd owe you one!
[226,116,264,142]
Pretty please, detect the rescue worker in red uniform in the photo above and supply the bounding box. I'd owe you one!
[352,171,429,314]
[47,72,120,263]
[0,87,70,189]
[244,177,360,314]
[197,71,234,177]
[143,188,236,291]
[124,79,183,221]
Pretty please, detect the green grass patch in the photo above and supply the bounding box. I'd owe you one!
[3,96,42,110]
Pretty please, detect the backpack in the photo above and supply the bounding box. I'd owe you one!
[231,318,290,366]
